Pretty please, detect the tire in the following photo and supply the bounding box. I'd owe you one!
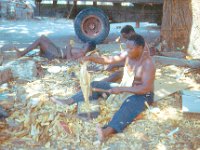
[74,7,110,44]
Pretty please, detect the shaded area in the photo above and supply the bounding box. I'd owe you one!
[0,19,160,49]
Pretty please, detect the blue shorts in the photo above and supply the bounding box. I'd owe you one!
[71,81,154,132]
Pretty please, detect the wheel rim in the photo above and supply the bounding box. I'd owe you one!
[81,15,102,38]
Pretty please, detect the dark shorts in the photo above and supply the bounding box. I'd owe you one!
[41,45,62,60]
[107,93,153,132]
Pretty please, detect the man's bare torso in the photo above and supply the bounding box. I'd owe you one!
[125,56,154,92]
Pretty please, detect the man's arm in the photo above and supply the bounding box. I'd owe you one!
[84,51,127,65]
[105,61,125,71]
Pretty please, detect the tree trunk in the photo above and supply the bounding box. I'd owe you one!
[161,0,200,59]
[187,0,200,59]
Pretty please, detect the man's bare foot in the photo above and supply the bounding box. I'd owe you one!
[50,97,74,106]
[96,124,116,141]
[96,124,105,141]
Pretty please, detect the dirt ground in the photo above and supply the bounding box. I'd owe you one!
[0,18,160,49]
[0,18,200,150]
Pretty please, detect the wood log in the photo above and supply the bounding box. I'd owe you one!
[78,62,100,120]
[153,56,200,68]
[79,62,90,104]
[159,51,186,58]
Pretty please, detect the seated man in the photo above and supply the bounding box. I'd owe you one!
[15,35,96,60]
[52,34,155,141]
[118,25,137,43]
[104,25,150,82]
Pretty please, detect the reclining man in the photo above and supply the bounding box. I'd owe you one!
[103,25,151,82]
[52,34,155,141]
[15,35,96,60]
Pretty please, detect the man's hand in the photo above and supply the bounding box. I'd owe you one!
[105,64,117,71]
[82,56,91,62]
[108,87,122,94]
[78,56,92,64]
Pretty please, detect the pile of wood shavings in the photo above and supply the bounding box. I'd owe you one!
[0,50,200,149]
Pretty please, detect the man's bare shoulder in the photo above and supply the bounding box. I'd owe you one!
[143,56,155,70]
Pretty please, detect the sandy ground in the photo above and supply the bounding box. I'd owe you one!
[0,18,160,49]
[1,18,200,150]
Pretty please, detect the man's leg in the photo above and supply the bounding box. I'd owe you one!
[97,93,154,141]
[17,35,58,58]
[51,81,119,106]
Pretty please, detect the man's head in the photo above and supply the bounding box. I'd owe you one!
[120,25,136,40]
[84,41,96,52]
[126,34,145,59]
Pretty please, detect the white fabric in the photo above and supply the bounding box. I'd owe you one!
[107,65,135,107]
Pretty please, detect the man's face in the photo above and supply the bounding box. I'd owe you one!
[121,31,135,41]
[126,40,144,59]
[121,33,129,40]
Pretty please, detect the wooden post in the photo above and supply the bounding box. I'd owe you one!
[73,0,77,16]
[136,21,140,28]
[93,2,97,7]
[36,0,42,16]
[0,2,1,17]
[53,0,57,12]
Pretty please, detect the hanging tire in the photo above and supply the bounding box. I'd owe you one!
[74,7,110,44]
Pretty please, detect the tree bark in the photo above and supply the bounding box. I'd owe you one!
[161,0,200,59]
